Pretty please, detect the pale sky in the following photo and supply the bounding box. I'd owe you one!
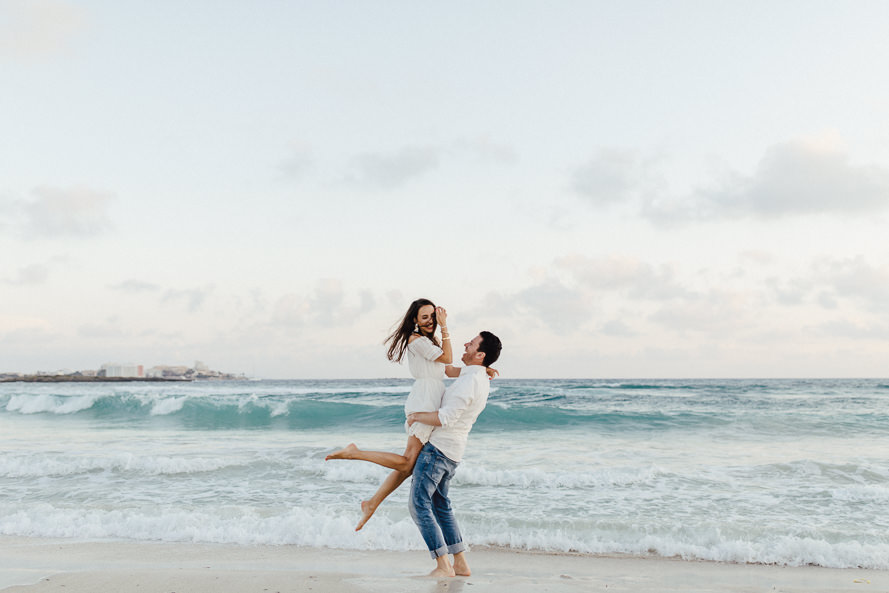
[2,0,889,378]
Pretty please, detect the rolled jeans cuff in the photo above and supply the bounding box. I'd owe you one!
[429,541,466,559]
[448,541,466,555]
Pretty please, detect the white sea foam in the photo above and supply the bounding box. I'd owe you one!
[269,401,291,417]
[455,464,658,489]
[469,526,889,569]
[319,460,391,484]
[0,504,423,551]
[5,394,99,414]
[831,483,889,503]
[0,453,242,477]
[1,503,887,569]
[295,386,411,395]
[150,396,187,415]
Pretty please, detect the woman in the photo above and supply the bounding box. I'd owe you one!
[326,298,487,531]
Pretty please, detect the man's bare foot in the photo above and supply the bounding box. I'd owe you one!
[355,500,377,531]
[453,557,471,576]
[325,443,358,461]
[428,557,455,578]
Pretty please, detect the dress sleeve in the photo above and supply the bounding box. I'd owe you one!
[408,337,444,362]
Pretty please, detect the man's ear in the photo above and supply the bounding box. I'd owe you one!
[474,351,485,364]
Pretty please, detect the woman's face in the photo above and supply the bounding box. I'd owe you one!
[414,304,436,336]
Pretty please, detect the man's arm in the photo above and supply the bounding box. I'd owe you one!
[407,411,441,426]
[439,374,477,427]
[407,373,476,427]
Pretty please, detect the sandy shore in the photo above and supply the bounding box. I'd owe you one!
[1,536,885,593]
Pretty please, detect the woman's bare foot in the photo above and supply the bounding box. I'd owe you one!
[325,443,358,461]
[355,500,377,531]
[453,554,471,577]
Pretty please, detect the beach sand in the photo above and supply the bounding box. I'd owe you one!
[1,536,884,593]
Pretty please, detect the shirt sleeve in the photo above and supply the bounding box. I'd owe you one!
[409,337,443,362]
[437,374,475,427]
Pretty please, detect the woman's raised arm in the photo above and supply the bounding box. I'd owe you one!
[433,306,452,364]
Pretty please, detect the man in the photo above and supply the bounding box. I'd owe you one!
[405,330,502,578]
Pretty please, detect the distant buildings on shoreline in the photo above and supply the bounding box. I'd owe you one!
[0,361,245,382]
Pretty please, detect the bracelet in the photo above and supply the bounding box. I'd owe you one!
[442,337,450,341]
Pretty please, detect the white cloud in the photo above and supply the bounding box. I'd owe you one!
[644,138,889,223]
[278,146,313,179]
[759,255,889,314]
[572,149,644,206]
[463,281,592,336]
[814,256,889,314]
[515,279,594,335]
[0,314,53,336]
[571,138,889,224]
[77,317,129,339]
[2,256,67,285]
[162,286,214,313]
[4,263,49,285]
[739,250,775,265]
[20,186,113,238]
[816,291,839,310]
[815,319,889,341]
[555,254,690,300]
[0,0,86,59]
[647,290,752,334]
[765,276,811,306]
[386,290,406,309]
[449,137,517,165]
[301,138,512,190]
[464,255,693,337]
[110,279,162,293]
[346,146,441,189]
[599,318,639,337]
[272,279,376,329]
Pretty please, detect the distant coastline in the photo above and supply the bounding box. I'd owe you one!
[1,361,245,383]
[0,375,191,383]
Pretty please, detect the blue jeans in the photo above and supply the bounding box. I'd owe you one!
[409,443,465,559]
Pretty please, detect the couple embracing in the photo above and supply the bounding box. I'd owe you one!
[326,298,502,577]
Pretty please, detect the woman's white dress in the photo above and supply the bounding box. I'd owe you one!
[403,336,446,444]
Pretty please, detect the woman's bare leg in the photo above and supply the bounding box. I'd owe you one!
[355,436,424,531]
[325,438,418,473]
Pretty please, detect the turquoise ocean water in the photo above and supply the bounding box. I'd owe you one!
[1,378,888,568]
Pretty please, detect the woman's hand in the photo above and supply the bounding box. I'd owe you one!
[435,307,448,330]
[486,367,499,380]
[407,413,418,426]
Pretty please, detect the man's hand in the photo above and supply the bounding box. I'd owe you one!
[407,413,419,426]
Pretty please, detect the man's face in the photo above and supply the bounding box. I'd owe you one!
[461,335,483,365]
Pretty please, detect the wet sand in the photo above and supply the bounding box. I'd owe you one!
[1,536,884,593]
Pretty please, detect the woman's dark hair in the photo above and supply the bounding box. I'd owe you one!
[478,331,502,367]
[385,298,439,362]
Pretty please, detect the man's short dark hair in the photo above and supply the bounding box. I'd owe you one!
[478,331,501,367]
